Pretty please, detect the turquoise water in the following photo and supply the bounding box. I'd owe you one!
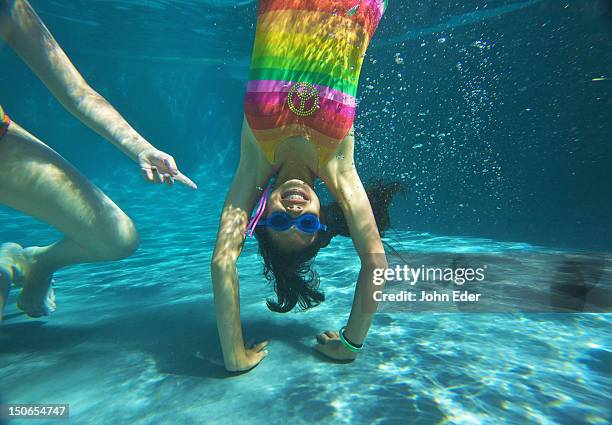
[1,0,611,424]
[1,175,610,425]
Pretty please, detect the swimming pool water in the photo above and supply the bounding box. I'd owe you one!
[0,173,610,425]
[1,0,611,424]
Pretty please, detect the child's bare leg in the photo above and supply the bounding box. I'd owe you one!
[0,122,139,318]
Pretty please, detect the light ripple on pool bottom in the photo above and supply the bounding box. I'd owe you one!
[1,318,608,425]
[0,174,610,425]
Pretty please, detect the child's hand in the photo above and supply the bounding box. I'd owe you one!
[314,331,358,361]
[138,148,197,189]
[225,341,269,372]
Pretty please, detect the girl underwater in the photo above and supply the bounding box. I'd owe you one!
[211,0,403,372]
[0,0,196,320]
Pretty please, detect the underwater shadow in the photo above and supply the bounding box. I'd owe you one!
[0,320,91,352]
[120,302,324,379]
[241,318,344,365]
[1,301,328,380]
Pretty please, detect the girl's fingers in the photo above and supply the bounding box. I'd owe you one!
[316,333,330,344]
[151,168,164,184]
[163,157,179,175]
[254,341,269,352]
[141,167,154,182]
[174,171,198,190]
[140,163,196,189]
[324,330,338,339]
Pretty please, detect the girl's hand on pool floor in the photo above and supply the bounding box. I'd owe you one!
[226,341,269,372]
[314,331,358,362]
[138,148,198,189]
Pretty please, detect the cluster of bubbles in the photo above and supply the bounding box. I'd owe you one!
[355,34,509,221]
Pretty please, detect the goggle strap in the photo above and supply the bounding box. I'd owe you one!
[245,183,272,237]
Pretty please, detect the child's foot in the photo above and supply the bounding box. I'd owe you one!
[0,243,24,320]
[17,246,56,318]
[0,264,11,321]
[0,243,55,318]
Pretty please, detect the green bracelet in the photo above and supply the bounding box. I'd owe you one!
[339,326,364,353]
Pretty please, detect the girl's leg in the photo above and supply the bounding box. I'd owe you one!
[0,122,139,318]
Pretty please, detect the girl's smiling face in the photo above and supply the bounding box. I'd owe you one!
[263,179,321,251]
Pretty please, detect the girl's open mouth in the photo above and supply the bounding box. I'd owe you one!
[281,189,310,204]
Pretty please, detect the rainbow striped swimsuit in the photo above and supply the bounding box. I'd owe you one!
[244,0,387,166]
[0,105,10,141]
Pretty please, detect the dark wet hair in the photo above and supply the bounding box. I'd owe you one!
[255,180,406,313]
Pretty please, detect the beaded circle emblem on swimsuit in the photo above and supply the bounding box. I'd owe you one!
[287,82,320,117]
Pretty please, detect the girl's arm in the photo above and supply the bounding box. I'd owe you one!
[0,0,194,187]
[336,168,387,341]
[211,121,272,371]
[317,130,388,359]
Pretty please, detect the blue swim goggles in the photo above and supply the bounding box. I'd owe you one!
[256,212,328,234]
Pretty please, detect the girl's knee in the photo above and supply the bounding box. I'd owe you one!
[112,216,139,259]
[95,213,139,261]
[111,215,139,259]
